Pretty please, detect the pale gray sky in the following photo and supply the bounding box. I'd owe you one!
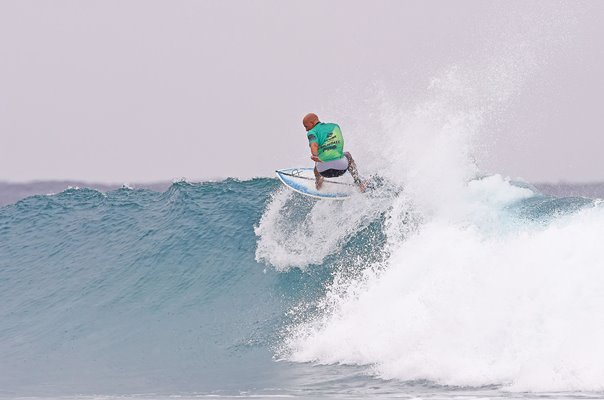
[1,0,603,183]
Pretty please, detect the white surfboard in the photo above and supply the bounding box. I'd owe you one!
[276,168,358,200]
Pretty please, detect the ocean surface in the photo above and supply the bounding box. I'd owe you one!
[1,177,604,400]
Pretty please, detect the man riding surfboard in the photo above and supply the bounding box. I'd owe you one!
[302,113,365,192]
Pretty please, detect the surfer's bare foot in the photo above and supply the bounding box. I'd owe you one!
[358,181,366,193]
[315,177,324,190]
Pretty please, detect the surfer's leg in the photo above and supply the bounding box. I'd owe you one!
[344,152,366,193]
[313,165,324,190]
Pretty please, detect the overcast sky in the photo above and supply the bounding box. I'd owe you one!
[1,0,603,183]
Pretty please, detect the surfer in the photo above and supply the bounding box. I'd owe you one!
[303,113,365,192]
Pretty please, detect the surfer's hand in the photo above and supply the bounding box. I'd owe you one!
[311,155,320,162]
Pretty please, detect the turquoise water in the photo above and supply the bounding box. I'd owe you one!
[1,178,604,399]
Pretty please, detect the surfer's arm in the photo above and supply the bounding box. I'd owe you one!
[309,142,320,162]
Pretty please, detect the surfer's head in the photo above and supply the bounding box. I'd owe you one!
[303,113,320,131]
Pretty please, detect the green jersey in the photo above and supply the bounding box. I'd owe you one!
[306,122,344,162]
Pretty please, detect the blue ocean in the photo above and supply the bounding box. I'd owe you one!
[1,175,604,400]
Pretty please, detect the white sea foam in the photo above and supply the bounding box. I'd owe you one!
[254,187,391,271]
[284,201,604,391]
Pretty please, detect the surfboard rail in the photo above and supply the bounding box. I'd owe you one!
[275,168,355,200]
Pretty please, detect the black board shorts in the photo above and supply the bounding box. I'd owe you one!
[319,168,347,178]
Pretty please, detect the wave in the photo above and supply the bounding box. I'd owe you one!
[1,170,603,396]
[0,180,306,395]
